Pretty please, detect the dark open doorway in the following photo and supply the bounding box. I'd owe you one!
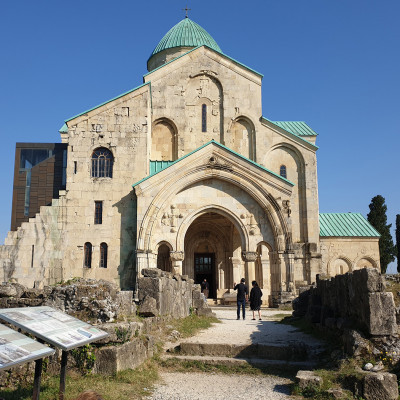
[194,253,215,298]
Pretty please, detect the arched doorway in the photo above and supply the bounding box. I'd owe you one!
[183,211,242,299]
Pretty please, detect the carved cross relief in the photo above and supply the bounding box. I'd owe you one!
[161,205,183,233]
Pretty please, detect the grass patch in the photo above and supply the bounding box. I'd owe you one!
[267,313,291,321]
[168,314,220,338]
[158,357,297,379]
[0,360,159,400]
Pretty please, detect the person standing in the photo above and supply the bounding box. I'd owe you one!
[233,278,248,320]
[250,280,263,320]
[201,278,210,299]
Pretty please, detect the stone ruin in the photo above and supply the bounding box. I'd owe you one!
[293,268,400,400]
[0,269,212,383]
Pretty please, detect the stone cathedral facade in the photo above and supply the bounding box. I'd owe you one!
[0,18,380,305]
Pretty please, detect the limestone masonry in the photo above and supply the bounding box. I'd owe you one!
[0,17,380,306]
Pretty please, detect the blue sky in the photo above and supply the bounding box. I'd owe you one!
[1,1,399,271]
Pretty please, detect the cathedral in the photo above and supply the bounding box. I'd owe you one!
[0,18,380,306]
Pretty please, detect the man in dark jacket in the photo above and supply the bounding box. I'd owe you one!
[233,278,248,320]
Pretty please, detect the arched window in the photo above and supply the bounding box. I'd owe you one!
[280,165,287,179]
[202,104,207,132]
[100,243,108,268]
[84,242,92,268]
[91,148,113,178]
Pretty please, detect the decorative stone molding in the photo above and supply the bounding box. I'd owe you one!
[161,205,183,233]
[205,155,233,172]
[282,200,291,217]
[240,211,259,235]
[241,251,258,262]
[170,251,185,262]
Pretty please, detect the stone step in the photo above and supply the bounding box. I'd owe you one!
[175,341,312,361]
[162,354,318,369]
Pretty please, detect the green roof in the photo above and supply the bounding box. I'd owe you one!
[133,140,294,188]
[144,44,263,79]
[149,18,221,60]
[261,117,318,149]
[59,123,68,133]
[271,121,318,136]
[319,213,380,237]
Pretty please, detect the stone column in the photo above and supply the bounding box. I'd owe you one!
[219,268,225,290]
[287,252,295,293]
[261,258,270,303]
[170,251,184,275]
[242,251,258,284]
[230,257,241,286]
[136,251,148,278]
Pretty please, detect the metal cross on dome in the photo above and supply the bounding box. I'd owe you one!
[182,5,191,18]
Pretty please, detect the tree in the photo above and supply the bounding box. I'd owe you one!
[367,195,395,273]
[396,214,400,273]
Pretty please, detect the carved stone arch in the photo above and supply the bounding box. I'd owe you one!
[138,168,290,253]
[155,240,173,252]
[354,255,379,270]
[155,240,173,272]
[327,255,353,277]
[89,146,114,178]
[151,117,178,161]
[186,73,224,142]
[267,142,306,173]
[229,115,256,162]
[176,205,249,253]
[265,143,307,243]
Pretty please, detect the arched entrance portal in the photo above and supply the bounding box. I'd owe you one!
[183,212,241,299]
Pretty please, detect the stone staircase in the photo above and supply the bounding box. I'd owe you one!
[162,307,326,370]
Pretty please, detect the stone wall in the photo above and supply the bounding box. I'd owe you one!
[0,278,135,323]
[137,268,212,318]
[320,237,380,277]
[293,268,397,336]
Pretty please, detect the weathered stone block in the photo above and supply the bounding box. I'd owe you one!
[0,284,17,297]
[363,372,398,400]
[93,337,150,375]
[367,292,397,336]
[139,296,158,317]
[295,370,322,390]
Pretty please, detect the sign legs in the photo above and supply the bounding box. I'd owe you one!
[59,350,68,400]
[32,358,43,400]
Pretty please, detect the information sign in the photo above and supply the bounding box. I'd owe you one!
[0,323,55,371]
[0,306,108,351]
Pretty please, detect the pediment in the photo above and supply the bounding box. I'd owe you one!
[133,141,293,199]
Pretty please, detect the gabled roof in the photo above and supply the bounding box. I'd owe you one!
[261,117,318,150]
[64,82,151,123]
[144,44,263,79]
[133,140,294,188]
[319,213,380,237]
[149,18,222,59]
[271,121,318,137]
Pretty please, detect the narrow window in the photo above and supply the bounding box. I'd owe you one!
[94,201,103,224]
[84,242,92,268]
[280,165,287,179]
[74,161,77,174]
[31,245,34,268]
[100,242,108,268]
[202,104,207,132]
[91,147,113,178]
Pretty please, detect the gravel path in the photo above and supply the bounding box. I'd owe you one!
[184,308,323,348]
[149,372,292,400]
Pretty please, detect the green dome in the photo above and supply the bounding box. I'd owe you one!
[150,18,222,58]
